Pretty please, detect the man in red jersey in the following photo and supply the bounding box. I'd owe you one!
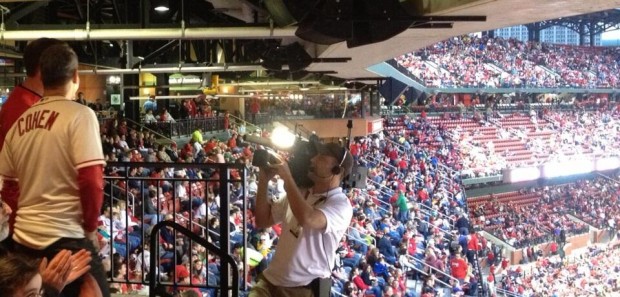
[0,38,64,234]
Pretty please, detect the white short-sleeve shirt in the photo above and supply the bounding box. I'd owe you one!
[0,96,105,248]
[263,187,353,287]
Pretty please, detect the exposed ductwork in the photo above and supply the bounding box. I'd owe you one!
[78,65,265,75]
[0,26,297,41]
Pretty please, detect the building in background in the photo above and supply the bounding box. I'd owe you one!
[494,25,602,46]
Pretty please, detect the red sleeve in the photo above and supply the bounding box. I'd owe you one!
[78,164,104,232]
[353,276,369,289]
[1,180,19,230]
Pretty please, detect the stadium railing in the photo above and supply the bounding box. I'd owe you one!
[103,161,249,295]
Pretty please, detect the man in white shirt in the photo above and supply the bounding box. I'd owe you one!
[250,142,354,297]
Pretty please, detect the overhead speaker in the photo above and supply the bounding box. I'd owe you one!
[346,0,415,48]
[295,0,352,44]
[286,42,313,72]
[266,0,416,48]
[260,42,312,72]
[260,44,285,71]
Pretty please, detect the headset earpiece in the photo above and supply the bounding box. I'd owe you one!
[331,166,342,175]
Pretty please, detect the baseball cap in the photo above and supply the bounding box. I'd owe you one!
[314,142,354,177]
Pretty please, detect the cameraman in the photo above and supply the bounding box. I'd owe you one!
[250,142,354,297]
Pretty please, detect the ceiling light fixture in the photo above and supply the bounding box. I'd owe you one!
[153,0,169,12]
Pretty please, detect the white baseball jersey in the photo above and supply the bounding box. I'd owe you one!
[0,96,105,249]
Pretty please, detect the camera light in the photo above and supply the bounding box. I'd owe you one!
[270,126,296,149]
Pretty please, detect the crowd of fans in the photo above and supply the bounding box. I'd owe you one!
[496,240,620,296]
[92,98,620,296]
[422,105,620,179]
[395,35,620,89]
[469,185,589,249]
[97,109,496,296]
[564,177,620,231]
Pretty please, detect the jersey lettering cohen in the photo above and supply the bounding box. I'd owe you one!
[0,96,105,249]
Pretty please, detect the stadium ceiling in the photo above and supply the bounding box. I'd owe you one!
[0,0,619,85]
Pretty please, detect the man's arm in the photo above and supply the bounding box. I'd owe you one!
[79,165,104,251]
[279,172,327,230]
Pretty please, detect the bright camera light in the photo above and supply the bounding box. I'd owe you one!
[270,127,296,149]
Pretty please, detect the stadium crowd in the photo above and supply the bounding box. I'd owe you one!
[89,91,620,297]
[395,35,620,89]
[469,185,589,249]
[97,108,492,296]
[495,240,620,297]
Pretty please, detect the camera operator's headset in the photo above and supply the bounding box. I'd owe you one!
[331,147,348,176]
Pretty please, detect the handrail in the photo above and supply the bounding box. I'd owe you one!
[345,233,370,247]
[408,254,460,286]
[365,178,393,196]
[416,201,455,226]
[384,137,406,153]
[438,163,458,177]
[360,189,394,216]
[104,180,136,212]
[149,221,239,297]
[331,288,348,297]
[125,118,175,145]
[496,288,522,297]
[229,114,261,134]
[404,255,452,288]
[174,213,208,238]
[347,226,376,246]
[362,155,398,172]
[358,189,392,211]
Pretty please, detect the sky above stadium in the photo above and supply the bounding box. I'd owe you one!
[603,30,620,40]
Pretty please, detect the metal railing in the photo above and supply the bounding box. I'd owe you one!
[361,155,398,172]
[406,255,453,288]
[416,201,455,227]
[143,117,226,138]
[496,288,522,297]
[149,221,239,297]
[410,255,459,285]
[347,226,376,247]
[229,114,262,135]
[125,118,176,144]
[104,161,248,294]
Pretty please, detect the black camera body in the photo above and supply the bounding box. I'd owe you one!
[252,139,317,188]
[252,149,280,168]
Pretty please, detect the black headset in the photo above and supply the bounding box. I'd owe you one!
[331,147,348,175]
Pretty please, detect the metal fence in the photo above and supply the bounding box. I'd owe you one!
[144,117,227,138]
[103,161,248,296]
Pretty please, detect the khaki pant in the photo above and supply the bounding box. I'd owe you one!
[248,276,314,297]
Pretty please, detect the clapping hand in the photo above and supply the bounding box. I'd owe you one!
[39,249,92,294]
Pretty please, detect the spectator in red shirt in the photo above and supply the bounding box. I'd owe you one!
[450,253,469,281]
[0,38,64,233]
[550,241,558,255]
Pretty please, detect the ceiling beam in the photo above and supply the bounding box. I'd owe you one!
[6,1,49,25]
